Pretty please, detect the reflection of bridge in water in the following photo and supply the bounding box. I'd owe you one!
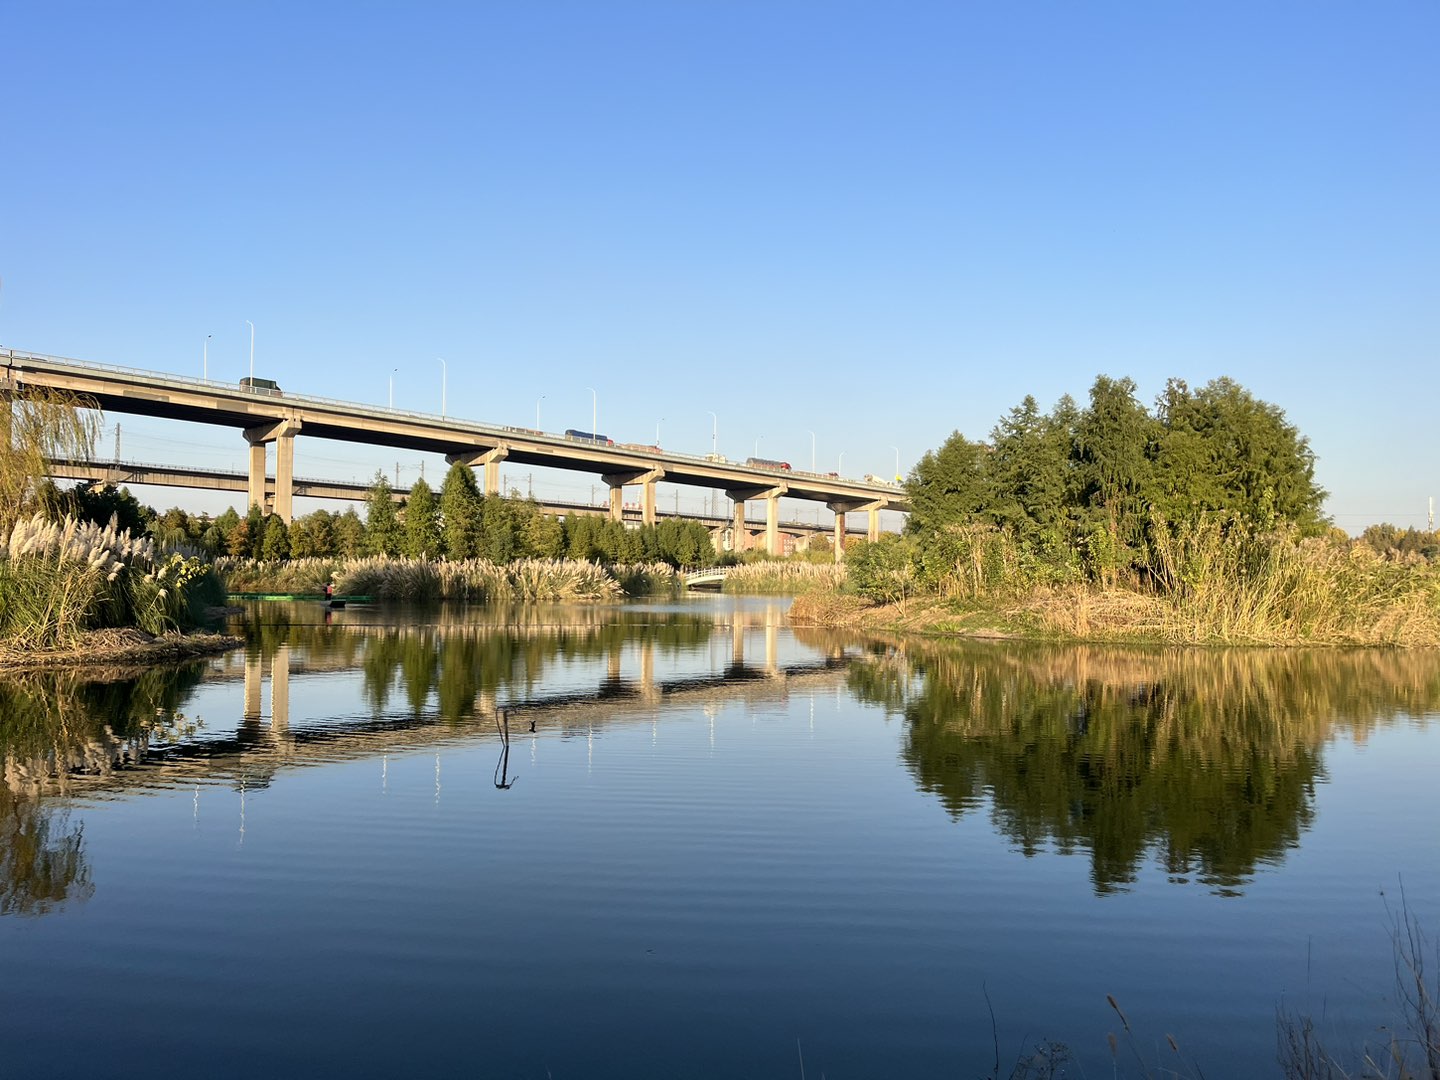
[45,615,856,803]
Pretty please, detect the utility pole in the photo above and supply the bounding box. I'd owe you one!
[1430,497,1434,532]
[394,462,400,486]
[114,423,121,462]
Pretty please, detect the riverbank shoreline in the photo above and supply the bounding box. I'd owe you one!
[0,628,244,672]
[788,587,1440,647]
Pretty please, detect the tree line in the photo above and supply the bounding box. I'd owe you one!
[850,375,1343,600]
[35,460,720,569]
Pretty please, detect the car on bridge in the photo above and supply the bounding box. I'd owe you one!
[746,456,792,472]
[565,429,613,446]
[240,377,282,395]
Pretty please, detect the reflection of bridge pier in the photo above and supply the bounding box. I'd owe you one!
[242,646,293,751]
[638,638,657,702]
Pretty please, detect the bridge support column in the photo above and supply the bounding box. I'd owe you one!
[727,483,787,557]
[765,492,781,556]
[274,433,296,524]
[832,511,846,562]
[244,418,302,518]
[732,500,748,551]
[868,507,881,542]
[246,442,267,513]
[601,466,664,525]
[829,497,885,557]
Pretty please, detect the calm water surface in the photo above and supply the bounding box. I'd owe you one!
[2,596,1437,1078]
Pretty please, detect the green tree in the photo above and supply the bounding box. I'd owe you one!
[905,431,990,541]
[1,388,101,536]
[260,514,291,560]
[402,477,442,559]
[334,508,367,557]
[439,462,483,559]
[242,503,266,558]
[365,472,402,556]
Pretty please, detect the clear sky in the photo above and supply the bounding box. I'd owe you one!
[2,2,1436,531]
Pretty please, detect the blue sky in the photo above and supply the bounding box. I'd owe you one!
[2,2,1436,530]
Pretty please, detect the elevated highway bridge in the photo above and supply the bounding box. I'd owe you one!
[5,348,908,557]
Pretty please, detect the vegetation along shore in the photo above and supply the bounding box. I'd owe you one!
[5,374,1440,654]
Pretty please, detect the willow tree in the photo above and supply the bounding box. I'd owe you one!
[1,388,102,536]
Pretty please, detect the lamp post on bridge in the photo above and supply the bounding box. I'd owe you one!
[245,320,254,381]
[806,430,816,472]
[586,387,597,436]
[891,445,901,483]
[389,368,397,409]
[203,334,211,382]
[439,358,447,418]
[838,451,845,476]
[656,417,664,445]
[707,411,717,456]
[536,395,545,430]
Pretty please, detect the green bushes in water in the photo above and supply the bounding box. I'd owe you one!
[217,555,684,602]
[0,515,223,648]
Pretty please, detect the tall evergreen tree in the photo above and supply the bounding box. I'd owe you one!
[365,472,403,556]
[402,476,442,559]
[439,462,483,559]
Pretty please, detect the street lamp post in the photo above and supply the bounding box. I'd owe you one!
[656,418,664,445]
[438,358,447,418]
[245,320,254,381]
[707,411,717,455]
[891,445,901,482]
[838,452,845,476]
[389,368,397,409]
[536,395,545,430]
[754,435,763,459]
[806,430,816,472]
[586,387,597,436]
[203,334,212,381]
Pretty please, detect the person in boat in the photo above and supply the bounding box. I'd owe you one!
[324,581,334,601]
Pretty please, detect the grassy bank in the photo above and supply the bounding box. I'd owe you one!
[797,525,1440,647]
[720,559,846,595]
[217,555,682,602]
[1,515,225,650]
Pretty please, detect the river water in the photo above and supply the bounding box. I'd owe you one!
[1,596,1437,1078]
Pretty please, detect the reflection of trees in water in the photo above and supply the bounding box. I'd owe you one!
[0,785,93,915]
[240,603,727,720]
[851,641,1440,896]
[0,666,204,916]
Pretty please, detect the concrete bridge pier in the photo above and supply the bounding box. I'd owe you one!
[243,418,302,521]
[727,484,787,556]
[602,467,665,525]
[827,498,885,562]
